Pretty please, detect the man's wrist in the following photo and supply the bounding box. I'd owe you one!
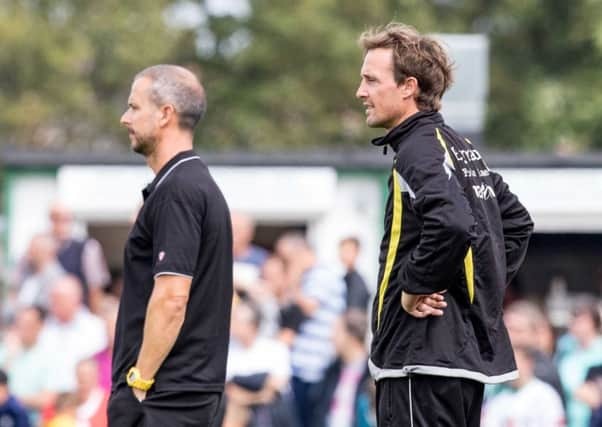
[401,291,419,312]
[126,366,155,391]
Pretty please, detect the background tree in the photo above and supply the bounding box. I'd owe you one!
[0,0,180,149]
[1,0,602,152]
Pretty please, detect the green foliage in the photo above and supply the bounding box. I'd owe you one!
[485,0,602,151]
[1,0,602,152]
[0,0,180,148]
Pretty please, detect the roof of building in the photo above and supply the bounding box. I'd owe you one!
[3,146,602,170]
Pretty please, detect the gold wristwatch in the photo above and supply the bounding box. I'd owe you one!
[126,367,155,391]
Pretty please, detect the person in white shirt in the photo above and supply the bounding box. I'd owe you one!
[225,300,293,427]
[39,275,107,393]
[482,345,565,427]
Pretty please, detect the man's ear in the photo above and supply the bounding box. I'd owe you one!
[401,77,419,100]
[158,104,176,128]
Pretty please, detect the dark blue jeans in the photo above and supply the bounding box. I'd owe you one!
[292,376,319,427]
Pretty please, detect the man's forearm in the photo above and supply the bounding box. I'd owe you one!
[135,292,188,380]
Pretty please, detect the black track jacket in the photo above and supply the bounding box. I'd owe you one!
[369,111,533,384]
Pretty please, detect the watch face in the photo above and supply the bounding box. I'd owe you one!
[128,371,136,382]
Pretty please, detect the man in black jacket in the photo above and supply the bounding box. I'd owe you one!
[356,23,534,426]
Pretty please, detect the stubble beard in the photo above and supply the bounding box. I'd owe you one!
[131,133,157,157]
[367,111,398,131]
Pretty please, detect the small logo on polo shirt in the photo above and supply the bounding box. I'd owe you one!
[158,251,166,262]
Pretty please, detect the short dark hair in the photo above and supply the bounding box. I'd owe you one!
[359,23,453,112]
[135,64,206,131]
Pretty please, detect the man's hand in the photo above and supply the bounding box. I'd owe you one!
[132,387,146,402]
[401,291,447,318]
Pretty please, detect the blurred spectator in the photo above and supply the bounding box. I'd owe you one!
[312,309,373,427]
[49,202,111,313]
[94,298,119,393]
[0,306,56,424]
[275,233,346,427]
[238,255,289,339]
[75,359,108,427]
[257,255,291,338]
[533,302,557,357]
[232,211,269,268]
[39,275,107,393]
[481,345,565,426]
[238,255,307,342]
[558,299,602,427]
[504,300,564,402]
[16,233,64,310]
[263,255,307,346]
[232,212,269,291]
[338,237,370,312]
[45,393,78,427]
[225,300,296,427]
[575,365,602,427]
[0,368,31,427]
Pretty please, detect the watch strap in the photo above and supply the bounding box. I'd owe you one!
[126,367,155,391]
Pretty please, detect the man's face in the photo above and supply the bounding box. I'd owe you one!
[356,48,408,130]
[16,309,43,347]
[120,77,161,156]
[76,361,98,398]
[261,257,286,296]
[230,304,257,345]
[49,281,80,323]
[570,311,597,344]
[49,206,73,241]
[504,311,535,347]
[339,241,358,270]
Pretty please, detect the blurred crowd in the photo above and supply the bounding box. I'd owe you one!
[0,206,601,427]
[0,202,116,427]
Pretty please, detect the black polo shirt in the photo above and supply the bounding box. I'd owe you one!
[112,150,233,393]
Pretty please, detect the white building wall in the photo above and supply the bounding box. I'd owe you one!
[5,165,384,290]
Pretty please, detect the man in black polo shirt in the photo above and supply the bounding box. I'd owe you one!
[108,65,233,426]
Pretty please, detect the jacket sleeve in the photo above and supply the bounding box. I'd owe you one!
[396,135,475,294]
[490,171,534,285]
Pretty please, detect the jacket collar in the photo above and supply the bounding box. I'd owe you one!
[371,111,443,153]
